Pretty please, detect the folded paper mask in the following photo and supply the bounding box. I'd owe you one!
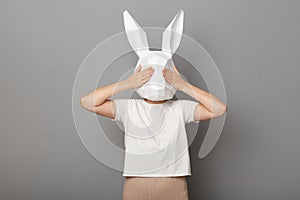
[123,9,184,100]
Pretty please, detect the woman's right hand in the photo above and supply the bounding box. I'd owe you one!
[126,64,154,89]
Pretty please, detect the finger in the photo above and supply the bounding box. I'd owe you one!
[164,69,172,76]
[146,71,154,78]
[144,74,152,80]
[143,67,154,75]
[135,64,142,73]
[173,65,179,74]
[162,68,169,76]
[148,66,154,72]
[145,66,154,73]
[144,71,154,79]
[164,76,170,83]
[141,77,151,84]
[162,74,168,81]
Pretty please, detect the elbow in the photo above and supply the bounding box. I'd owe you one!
[80,97,86,108]
[80,96,91,110]
[214,104,227,117]
[220,104,228,115]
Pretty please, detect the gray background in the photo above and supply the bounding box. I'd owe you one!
[1,0,300,199]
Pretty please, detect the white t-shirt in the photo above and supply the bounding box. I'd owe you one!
[112,98,199,177]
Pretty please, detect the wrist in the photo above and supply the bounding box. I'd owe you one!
[120,79,134,90]
[178,80,189,91]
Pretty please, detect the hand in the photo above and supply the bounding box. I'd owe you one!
[162,65,187,90]
[126,64,154,89]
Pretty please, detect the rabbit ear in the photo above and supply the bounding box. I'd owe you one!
[161,9,184,57]
[123,10,149,57]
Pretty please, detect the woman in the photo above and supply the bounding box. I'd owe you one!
[80,64,227,199]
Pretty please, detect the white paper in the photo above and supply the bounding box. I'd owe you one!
[123,10,184,100]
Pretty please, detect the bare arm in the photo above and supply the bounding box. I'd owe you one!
[80,64,154,119]
[162,65,227,121]
[179,81,227,120]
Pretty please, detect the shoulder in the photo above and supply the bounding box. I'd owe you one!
[173,99,199,111]
[113,98,142,107]
[112,98,138,103]
[170,99,187,106]
[176,99,198,105]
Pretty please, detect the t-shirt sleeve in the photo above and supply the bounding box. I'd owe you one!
[111,98,129,122]
[179,99,200,124]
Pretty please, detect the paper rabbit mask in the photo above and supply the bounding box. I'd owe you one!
[123,10,184,101]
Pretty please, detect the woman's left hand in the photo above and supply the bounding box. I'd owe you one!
[162,65,187,90]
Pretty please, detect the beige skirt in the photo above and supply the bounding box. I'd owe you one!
[122,176,189,200]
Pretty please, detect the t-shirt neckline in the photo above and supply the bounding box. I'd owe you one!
[141,99,169,106]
